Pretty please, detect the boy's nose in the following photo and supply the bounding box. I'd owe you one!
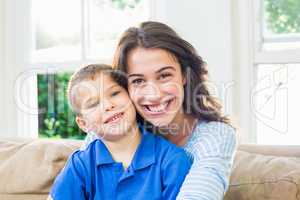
[100,100,115,112]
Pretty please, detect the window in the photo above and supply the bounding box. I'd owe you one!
[26,0,151,139]
[32,0,151,63]
[252,0,300,144]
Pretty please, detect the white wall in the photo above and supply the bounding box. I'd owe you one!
[0,0,5,136]
[0,0,17,137]
[231,0,255,143]
[0,0,12,138]
[0,0,38,138]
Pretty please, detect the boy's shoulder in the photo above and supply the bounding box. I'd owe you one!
[69,139,100,167]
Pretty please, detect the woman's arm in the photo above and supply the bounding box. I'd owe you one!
[176,122,237,200]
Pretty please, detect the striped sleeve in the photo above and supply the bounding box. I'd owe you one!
[176,122,237,200]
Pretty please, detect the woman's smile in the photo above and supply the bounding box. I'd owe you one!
[142,97,176,116]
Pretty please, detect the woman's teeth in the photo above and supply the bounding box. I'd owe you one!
[146,102,168,112]
[145,99,174,113]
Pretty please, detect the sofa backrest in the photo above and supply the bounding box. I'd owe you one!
[1,138,300,200]
[225,144,300,200]
[0,138,82,196]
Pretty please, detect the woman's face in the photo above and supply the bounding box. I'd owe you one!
[127,47,186,127]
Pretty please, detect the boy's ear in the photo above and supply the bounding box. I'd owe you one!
[76,116,87,132]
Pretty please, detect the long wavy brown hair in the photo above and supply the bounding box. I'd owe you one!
[112,21,231,126]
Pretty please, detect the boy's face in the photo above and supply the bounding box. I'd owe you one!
[74,73,137,141]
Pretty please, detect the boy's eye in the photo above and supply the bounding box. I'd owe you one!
[86,101,98,108]
[131,78,145,86]
[111,90,121,97]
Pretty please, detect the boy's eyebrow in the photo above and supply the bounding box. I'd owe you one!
[106,84,120,90]
[80,96,98,109]
[103,84,122,93]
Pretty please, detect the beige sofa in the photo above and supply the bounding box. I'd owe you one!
[1,138,300,200]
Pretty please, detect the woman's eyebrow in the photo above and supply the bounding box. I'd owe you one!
[155,66,176,73]
[128,66,176,78]
[128,74,144,78]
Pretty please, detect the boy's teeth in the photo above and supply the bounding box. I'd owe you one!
[107,113,123,123]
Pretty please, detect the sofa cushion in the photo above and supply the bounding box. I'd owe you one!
[0,194,48,200]
[225,150,300,200]
[0,138,82,196]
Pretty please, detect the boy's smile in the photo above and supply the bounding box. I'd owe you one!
[73,72,137,141]
[104,112,124,124]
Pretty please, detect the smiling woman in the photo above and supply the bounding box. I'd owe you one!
[84,21,237,200]
[113,21,237,200]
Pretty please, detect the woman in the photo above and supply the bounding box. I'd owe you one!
[86,21,237,200]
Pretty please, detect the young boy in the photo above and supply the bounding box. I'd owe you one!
[49,64,191,200]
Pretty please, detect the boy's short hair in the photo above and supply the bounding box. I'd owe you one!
[67,64,127,115]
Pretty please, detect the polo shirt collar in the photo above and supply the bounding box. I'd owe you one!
[94,127,156,169]
[131,127,156,171]
[95,140,115,166]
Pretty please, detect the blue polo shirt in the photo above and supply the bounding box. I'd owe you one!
[50,128,192,200]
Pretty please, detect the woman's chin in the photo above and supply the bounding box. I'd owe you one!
[147,118,174,128]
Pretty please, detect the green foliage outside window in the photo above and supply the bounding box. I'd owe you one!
[111,0,141,9]
[264,0,300,34]
[38,73,85,139]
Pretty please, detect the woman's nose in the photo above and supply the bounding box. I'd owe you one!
[141,82,162,101]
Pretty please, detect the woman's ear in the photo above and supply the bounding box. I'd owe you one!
[76,116,87,132]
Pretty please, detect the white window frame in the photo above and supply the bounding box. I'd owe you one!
[253,0,300,64]
[235,0,300,144]
[6,0,157,138]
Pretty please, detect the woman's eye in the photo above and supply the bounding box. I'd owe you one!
[131,79,145,86]
[159,73,172,80]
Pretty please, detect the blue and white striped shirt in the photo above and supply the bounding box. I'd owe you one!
[176,120,237,200]
[81,120,237,200]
